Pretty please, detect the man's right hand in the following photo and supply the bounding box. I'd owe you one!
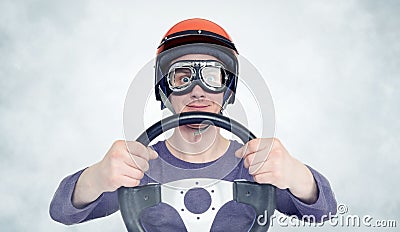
[72,140,158,208]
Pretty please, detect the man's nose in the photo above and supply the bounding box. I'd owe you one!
[190,84,206,99]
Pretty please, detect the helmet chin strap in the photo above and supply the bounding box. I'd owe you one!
[221,93,232,113]
[159,85,176,114]
[193,124,211,136]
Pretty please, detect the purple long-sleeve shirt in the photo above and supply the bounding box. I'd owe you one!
[50,140,337,231]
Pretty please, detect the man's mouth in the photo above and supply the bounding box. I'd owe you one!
[187,104,209,109]
[186,100,211,109]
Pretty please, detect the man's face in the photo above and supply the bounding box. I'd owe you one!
[168,54,224,115]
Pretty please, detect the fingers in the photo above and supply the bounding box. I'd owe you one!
[98,140,160,192]
[126,141,158,161]
[118,163,144,187]
[126,153,150,172]
[242,151,270,169]
[235,139,273,170]
[238,138,291,189]
[248,160,281,186]
[119,143,157,187]
[235,138,273,159]
[253,170,289,190]
[253,172,274,185]
[123,141,159,172]
[119,175,141,188]
[247,157,274,175]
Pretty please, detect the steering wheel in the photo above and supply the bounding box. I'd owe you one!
[118,112,276,232]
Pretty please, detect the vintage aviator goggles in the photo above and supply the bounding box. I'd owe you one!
[165,60,229,95]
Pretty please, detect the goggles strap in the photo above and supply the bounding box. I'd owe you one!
[159,85,176,114]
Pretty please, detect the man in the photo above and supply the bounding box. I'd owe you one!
[50,18,337,231]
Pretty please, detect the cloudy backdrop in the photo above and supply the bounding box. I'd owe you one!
[0,0,399,231]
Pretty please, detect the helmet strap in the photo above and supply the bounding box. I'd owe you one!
[221,92,232,113]
[158,85,176,114]
[193,124,211,136]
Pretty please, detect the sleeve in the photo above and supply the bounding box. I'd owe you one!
[49,169,119,225]
[276,165,337,222]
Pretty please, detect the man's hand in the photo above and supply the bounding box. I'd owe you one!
[72,140,158,208]
[235,138,318,204]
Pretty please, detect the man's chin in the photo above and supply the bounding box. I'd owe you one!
[185,124,209,129]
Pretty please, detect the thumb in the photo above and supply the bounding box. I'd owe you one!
[147,147,159,160]
[235,144,247,158]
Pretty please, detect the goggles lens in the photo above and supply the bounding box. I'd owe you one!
[167,60,227,93]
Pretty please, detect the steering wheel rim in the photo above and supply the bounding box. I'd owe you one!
[119,112,276,232]
[135,111,256,146]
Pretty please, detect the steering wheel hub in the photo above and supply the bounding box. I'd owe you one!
[184,187,211,214]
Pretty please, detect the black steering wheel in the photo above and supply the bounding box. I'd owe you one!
[118,112,276,232]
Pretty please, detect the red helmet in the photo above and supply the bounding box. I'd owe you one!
[155,18,239,110]
[157,18,238,55]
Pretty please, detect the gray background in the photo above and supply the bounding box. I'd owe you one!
[1,0,399,231]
